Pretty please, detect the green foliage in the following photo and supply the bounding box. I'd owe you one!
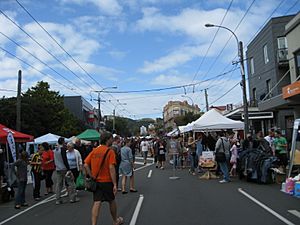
[0,81,84,137]
[105,116,157,137]
[174,111,202,126]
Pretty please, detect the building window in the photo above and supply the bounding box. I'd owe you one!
[250,57,255,75]
[266,79,271,97]
[263,44,269,64]
[295,50,300,76]
[277,36,287,49]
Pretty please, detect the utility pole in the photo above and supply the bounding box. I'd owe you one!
[113,109,116,132]
[97,92,101,126]
[239,41,249,135]
[16,70,22,131]
[204,89,209,112]
[92,86,117,129]
[204,24,249,136]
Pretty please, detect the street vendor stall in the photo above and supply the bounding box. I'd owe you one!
[76,129,100,141]
[0,124,33,202]
[0,124,33,144]
[191,109,244,131]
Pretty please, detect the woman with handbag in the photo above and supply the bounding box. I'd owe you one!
[215,132,231,183]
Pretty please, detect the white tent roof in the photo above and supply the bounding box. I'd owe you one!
[190,109,244,131]
[167,128,179,137]
[34,133,65,144]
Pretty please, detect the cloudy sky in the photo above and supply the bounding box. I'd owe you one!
[0,0,299,119]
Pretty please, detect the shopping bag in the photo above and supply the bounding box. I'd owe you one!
[76,172,85,190]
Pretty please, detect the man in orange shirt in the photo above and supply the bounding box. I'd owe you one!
[84,131,123,225]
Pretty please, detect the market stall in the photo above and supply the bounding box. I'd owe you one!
[33,133,62,144]
[0,124,33,144]
[191,109,244,131]
[0,124,33,202]
[76,129,100,141]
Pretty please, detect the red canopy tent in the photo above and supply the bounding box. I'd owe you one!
[0,123,34,143]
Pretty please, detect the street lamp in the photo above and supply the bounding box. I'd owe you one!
[204,23,249,135]
[113,102,127,132]
[181,95,194,106]
[92,86,117,128]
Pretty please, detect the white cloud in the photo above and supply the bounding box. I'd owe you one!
[62,60,123,82]
[72,15,127,37]
[108,50,127,60]
[151,74,192,86]
[0,53,24,79]
[59,0,122,16]
[139,44,210,73]
[0,12,20,45]
[22,22,101,63]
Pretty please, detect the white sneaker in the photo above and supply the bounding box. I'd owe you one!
[219,179,229,183]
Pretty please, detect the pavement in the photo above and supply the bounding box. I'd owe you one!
[0,155,299,225]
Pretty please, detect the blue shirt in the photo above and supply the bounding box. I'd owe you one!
[196,139,204,156]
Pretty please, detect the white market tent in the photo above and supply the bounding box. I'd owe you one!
[34,133,69,144]
[167,128,179,137]
[185,109,244,132]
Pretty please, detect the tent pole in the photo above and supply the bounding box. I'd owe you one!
[6,143,9,163]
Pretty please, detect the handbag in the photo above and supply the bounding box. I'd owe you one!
[215,152,226,162]
[85,148,110,192]
[215,138,227,162]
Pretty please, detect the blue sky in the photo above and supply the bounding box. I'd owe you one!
[0,0,299,119]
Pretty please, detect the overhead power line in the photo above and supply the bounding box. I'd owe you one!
[0,46,80,93]
[201,0,257,82]
[210,81,240,104]
[14,0,133,116]
[101,68,238,94]
[0,31,87,94]
[284,0,299,14]
[15,0,103,91]
[0,9,97,92]
[191,0,234,82]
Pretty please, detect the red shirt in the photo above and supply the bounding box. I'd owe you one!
[42,150,55,170]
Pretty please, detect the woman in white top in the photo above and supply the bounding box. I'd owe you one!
[66,142,83,182]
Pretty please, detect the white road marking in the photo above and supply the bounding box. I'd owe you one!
[134,161,146,165]
[0,161,153,224]
[134,162,154,172]
[288,210,300,219]
[129,194,144,225]
[135,156,154,160]
[0,194,55,225]
[147,170,152,178]
[0,189,67,225]
[238,188,295,225]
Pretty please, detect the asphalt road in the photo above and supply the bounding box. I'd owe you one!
[0,156,299,225]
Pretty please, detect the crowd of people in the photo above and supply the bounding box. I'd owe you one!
[0,128,289,225]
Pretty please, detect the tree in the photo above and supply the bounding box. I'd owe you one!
[0,81,84,137]
[174,112,202,127]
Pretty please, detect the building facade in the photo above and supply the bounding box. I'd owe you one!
[246,14,299,141]
[64,96,98,128]
[163,100,200,129]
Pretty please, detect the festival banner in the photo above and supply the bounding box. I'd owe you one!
[7,131,16,162]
